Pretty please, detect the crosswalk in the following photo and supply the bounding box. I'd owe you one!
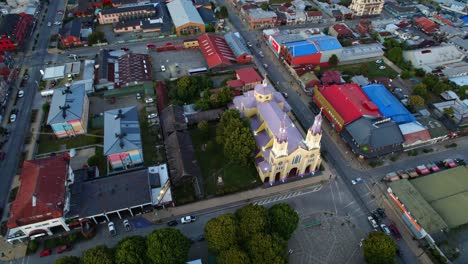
[253,185,323,206]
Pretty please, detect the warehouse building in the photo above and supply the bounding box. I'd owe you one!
[167,0,205,36]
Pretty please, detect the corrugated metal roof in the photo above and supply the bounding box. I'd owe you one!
[285,40,319,57]
[104,106,142,155]
[167,0,204,28]
[224,32,251,58]
[308,35,343,51]
[47,83,87,124]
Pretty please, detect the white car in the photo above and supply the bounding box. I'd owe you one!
[263,63,268,68]
[161,65,166,72]
[379,66,386,70]
[259,51,264,58]
[123,220,132,232]
[375,59,383,64]
[145,98,154,103]
[18,90,24,98]
[367,216,378,229]
[380,224,391,235]
[54,21,62,25]
[181,215,196,224]
[108,222,116,236]
[351,177,363,185]
[148,113,158,119]
[9,114,16,123]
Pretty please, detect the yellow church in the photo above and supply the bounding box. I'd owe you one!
[232,80,322,184]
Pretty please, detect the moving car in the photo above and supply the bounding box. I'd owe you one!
[247,41,253,47]
[148,113,158,119]
[147,43,155,49]
[161,65,166,72]
[145,98,154,103]
[18,90,24,98]
[167,220,178,227]
[389,224,401,240]
[123,220,132,232]
[351,177,363,185]
[108,221,116,236]
[380,224,391,235]
[263,63,268,68]
[39,249,52,257]
[258,51,264,57]
[181,216,196,224]
[9,114,16,123]
[367,216,378,229]
[56,245,72,254]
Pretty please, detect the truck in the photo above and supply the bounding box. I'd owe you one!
[396,170,409,179]
[384,172,400,182]
[406,168,419,178]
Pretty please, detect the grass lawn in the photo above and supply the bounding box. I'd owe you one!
[172,181,196,205]
[190,123,261,197]
[139,110,166,166]
[327,61,398,79]
[37,127,104,154]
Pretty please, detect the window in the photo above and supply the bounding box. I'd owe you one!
[292,155,301,164]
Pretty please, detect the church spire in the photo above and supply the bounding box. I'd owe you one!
[310,109,323,135]
[276,114,288,143]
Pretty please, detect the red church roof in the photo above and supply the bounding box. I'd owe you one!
[198,34,237,68]
[318,83,381,124]
[8,154,70,228]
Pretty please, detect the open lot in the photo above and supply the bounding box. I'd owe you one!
[149,49,208,80]
[326,61,398,79]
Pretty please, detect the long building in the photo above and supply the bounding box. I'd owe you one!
[167,0,205,36]
[97,2,158,24]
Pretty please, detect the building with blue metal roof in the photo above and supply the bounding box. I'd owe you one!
[283,40,321,65]
[308,35,343,63]
[362,84,416,124]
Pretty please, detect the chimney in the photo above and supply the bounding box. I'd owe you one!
[32,193,37,207]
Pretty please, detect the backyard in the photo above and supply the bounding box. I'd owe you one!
[326,61,398,79]
[37,127,104,154]
[139,110,165,167]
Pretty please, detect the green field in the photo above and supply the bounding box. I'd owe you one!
[326,61,398,79]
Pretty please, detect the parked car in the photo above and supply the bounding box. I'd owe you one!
[181,216,196,224]
[47,22,52,27]
[376,208,386,218]
[375,59,383,64]
[281,92,288,98]
[18,90,24,98]
[415,165,430,175]
[161,65,166,72]
[443,159,457,168]
[426,162,440,172]
[136,93,142,100]
[147,43,155,49]
[39,249,52,257]
[367,216,378,229]
[9,114,16,123]
[389,224,401,240]
[379,66,386,70]
[167,220,178,227]
[23,74,29,80]
[406,168,419,178]
[123,220,132,231]
[263,63,268,68]
[108,221,116,236]
[380,224,391,235]
[351,177,363,185]
[396,170,409,179]
[258,51,264,57]
[145,98,154,103]
[148,113,158,119]
[121,47,129,51]
[56,245,72,254]
[247,41,253,47]
[455,158,465,166]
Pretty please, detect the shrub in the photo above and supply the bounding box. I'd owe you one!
[27,240,39,254]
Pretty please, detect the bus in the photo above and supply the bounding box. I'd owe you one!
[188,67,208,75]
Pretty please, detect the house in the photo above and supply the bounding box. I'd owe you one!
[6,154,73,244]
[398,122,433,150]
[59,18,91,48]
[198,33,237,68]
[46,84,89,138]
[232,80,322,183]
[167,0,205,36]
[384,2,419,18]
[114,17,163,33]
[73,0,105,17]
[414,17,438,34]
[432,14,454,27]
[104,106,143,170]
[441,62,468,78]
[349,0,384,17]
[357,20,372,35]
[449,36,468,53]
[433,99,468,128]
[97,2,157,24]
[227,67,262,93]
[0,13,33,51]
[224,32,252,64]
[193,0,217,24]
[95,49,124,90]
[117,53,152,87]
[403,45,465,71]
[306,11,322,22]
[248,8,277,29]
[328,23,354,39]
[160,105,204,199]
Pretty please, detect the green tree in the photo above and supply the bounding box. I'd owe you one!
[433,82,451,95]
[214,87,233,107]
[216,6,229,18]
[260,3,269,10]
[408,95,424,108]
[386,47,403,64]
[217,248,251,264]
[422,74,439,91]
[328,54,339,66]
[54,256,80,264]
[147,228,191,264]
[412,83,428,99]
[414,68,426,77]
[246,233,287,264]
[81,245,113,264]
[443,107,454,117]
[223,125,255,164]
[115,236,147,264]
[313,65,321,72]
[236,204,268,241]
[363,231,397,264]
[197,120,209,135]
[206,24,215,32]
[268,203,299,240]
[457,85,467,100]
[205,213,238,253]
[216,109,242,144]
[195,98,212,111]
[87,31,106,45]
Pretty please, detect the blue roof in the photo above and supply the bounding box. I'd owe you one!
[362,84,416,124]
[285,40,319,57]
[308,35,342,51]
[461,15,468,23]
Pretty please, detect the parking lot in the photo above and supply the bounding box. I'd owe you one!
[149,49,208,80]
[88,95,146,117]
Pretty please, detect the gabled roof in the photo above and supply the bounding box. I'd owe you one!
[362,84,416,124]
[399,122,431,145]
[70,19,82,37]
[285,40,319,57]
[0,14,20,36]
[47,83,87,124]
[235,68,262,85]
[118,53,152,86]
[100,3,157,15]
[104,106,142,155]
[8,154,70,228]
[160,105,187,136]
[198,33,237,68]
[224,32,251,58]
[197,6,217,24]
[167,0,204,28]
[317,83,381,124]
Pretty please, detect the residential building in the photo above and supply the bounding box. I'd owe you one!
[398,122,433,150]
[415,4,435,17]
[449,36,468,53]
[198,33,237,68]
[442,62,468,78]
[384,2,419,18]
[97,2,157,24]
[95,49,124,90]
[313,83,382,131]
[7,154,73,244]
[227,67,263,93]
[329,23,354,39]
[356,20,372,35]
[46,84,89,138]
[73,0,105,17]
[114,17,163,33]
[167,0,205,36]
[58,18,92,48]
[232,80,322,183]
[349,0,384,17]
[306,11,322,22]
[414,17,438,34]
[0,13,32,51]
[224,32,252,64]
[117,53,152,87]
[321,70,343,85]
[104,106,143,170]
[403,45,465,71]
[193,0,217,24]
[5,0,32,8]
[433,99,468,128]
[432,14,454,27]
[248,9,277,29]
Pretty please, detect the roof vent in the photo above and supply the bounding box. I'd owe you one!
[114,109,125,120]
[59,104,71,119]
[62,86,72,95]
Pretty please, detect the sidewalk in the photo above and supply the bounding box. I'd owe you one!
[25,107,43,160]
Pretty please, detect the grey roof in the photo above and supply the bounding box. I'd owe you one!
[100,3,157,15]
[167,0,204,28]
[187,108,223,124]
[442,62,468,77]
[416,116,449,139]
[351,75,370,87]
[248,9,277,20]
[0,14,20,37]
[67,168,152,218]
[104,106,142,155]
[197,7,217,24]
[342,116,404,158]
[47,84,87,125]
[70,19,82,38]
[450,36,468,51]
[160,105,187,137]
[224,32,251,58]
[273,33,305,45]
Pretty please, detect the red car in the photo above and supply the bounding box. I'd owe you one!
[389,224,402,240]
[443,159,457,168]
[121,47,129,51]
[415,165,430,175]
[426,163,440,172]
[39,249,52,257]
[56,245,72,254]
[147,43,155,49]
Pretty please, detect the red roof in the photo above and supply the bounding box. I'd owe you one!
[307,11,322,17]
[414,17,438,33]
[433,14,454,26]
[318,84,381,124]
[198,34,237,68]
[227,79,244,88]
[236,68,262,85]
[8,154,70,228]
[156,81,169,113]
[403,129,431,145]
[321,70,342,85]
[332,23,353,36]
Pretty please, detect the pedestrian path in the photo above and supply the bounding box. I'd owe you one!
[254,184,323,206]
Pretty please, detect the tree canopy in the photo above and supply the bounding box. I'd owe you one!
[169,75,213,104]
[412,83,428,99]
[115,236,148,264]
[363,231,397,264]
[268,203,300,240]
[54,256,81,264]
[217,248,251,264]
[205,213,238,253]
[81,245,113,264]
[235,204,268,241]
[87,31,106,45]
[408,95,424,108]
[146,228,191,264]
[328,54,339,66]
[247,233,287,264]
[386,47,403,65]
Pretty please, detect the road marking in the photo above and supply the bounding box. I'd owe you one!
[253,185,322,206]
[342,201,355,209]
[335,180,342,203]
[329,183,338,214]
